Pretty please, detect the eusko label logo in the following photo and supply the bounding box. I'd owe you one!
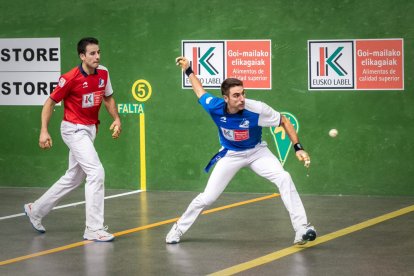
[192,47,219,75]
[182,41,225,88]
[309,41,354,90]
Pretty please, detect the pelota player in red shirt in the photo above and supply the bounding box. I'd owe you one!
[24,37,121,242]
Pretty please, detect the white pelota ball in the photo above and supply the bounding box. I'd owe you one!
[329,129,338,137]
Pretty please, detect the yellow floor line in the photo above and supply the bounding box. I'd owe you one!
[202,193,279,214]
[115,193,280,237]
[208,204,414,276]
[0,240,94,266]
[0,193,280,266]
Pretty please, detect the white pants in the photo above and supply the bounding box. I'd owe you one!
[176,142,308,233]
[31,121,105,230]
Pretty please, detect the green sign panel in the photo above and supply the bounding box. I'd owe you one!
[269,112,299,166]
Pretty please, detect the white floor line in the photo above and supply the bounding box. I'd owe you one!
[0,189,143,221]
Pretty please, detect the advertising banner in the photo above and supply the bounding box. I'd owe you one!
[0,38,60,105]
[308,38,403,91]
[182,40,271,90]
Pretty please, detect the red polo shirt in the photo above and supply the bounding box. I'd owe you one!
[50,64,113,125]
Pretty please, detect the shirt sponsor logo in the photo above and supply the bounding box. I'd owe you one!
[98,78,105,88]
[82,91,104,108]
[58,77,66,87]
[221,127,249,141]
[82,93,94,108]
[239,119,250,128]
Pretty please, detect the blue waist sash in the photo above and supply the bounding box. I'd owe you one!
[204,148,229,173]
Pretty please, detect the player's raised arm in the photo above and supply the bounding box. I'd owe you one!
[176,56,206,98]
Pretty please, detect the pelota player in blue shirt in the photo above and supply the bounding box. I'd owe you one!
[166,56,316,245]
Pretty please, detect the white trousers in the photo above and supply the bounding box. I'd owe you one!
[176,142,308,234]
[31,121,105,230]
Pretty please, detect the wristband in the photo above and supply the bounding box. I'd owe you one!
[293,143,304,152]
[185,66,194,76]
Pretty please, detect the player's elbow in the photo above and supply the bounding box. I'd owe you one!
[280,115,289,127]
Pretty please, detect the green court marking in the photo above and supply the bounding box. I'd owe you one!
[269,112,299,166]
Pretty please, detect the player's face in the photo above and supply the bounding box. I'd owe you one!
[80,44,100,72]
[224,85,245,114]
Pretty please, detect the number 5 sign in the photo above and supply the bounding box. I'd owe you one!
[132,79,152,102]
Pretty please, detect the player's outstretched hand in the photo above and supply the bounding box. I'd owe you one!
[110,121,122,139]
[296,150,311,168]
[175,56,190,71]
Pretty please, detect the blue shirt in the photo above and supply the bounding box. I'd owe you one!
[199,93,282,151]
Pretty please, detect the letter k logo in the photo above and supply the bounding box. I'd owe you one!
[192,47,219,75]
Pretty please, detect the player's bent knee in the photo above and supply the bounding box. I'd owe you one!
[89,164,105,184]
[279,171,292,181]
[271,171,295,189]
[268,170,291,182]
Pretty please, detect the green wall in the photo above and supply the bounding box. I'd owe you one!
[0,0,413,196]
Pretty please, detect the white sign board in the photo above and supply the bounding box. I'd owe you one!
[0,38,61,105]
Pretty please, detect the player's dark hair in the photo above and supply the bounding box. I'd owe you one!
[77,37,99,55]
[221,78,243,96]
